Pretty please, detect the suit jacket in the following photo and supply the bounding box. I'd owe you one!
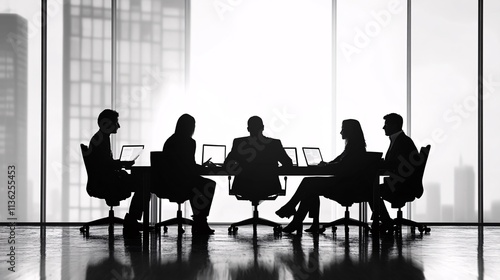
[383,132,423,199]
[86,131,129,199]
[224,135,292,199]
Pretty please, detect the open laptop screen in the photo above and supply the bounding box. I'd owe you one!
[302,147,324,166]
[202,144,226,166]
[119,145,144,161]
[284,147,298,167]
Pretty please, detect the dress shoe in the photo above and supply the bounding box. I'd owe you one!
[124,213,143,231]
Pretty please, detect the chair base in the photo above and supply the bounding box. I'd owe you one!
[155,208,193,234]
[79,208,124,237]
[394,209,431,235]
[321,208,370,234]
[228,204,282,234]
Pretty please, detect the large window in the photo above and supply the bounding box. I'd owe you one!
[2,0,498,224]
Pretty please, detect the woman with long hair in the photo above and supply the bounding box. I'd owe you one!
[276,119,367,233]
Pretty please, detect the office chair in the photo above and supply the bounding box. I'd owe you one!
[227,173,287,234]
[390,145,431,235]
[79,144,127,237]
[150,151,193,234]
[321,152,383,235]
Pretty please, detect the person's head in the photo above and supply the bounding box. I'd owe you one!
[97,109,120,134]
[247,116,264,137]
[175,113,196,137]
[383,113,403,136]
[340,119,366,149]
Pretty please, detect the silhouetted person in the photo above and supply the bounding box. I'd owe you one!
[224,116,293,200]
[369,113,420,230]
[276,119,368,233]
[86,109,144,237]
[162,114,216,235]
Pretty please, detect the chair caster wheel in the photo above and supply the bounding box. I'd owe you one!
[332,226,337,233]
[418,226,430,233]
[228,226,238,234]
[273,225,282,234]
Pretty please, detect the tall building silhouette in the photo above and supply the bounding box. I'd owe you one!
[0,14,27,221]
[454,157,475,222]
[62,0,186,221]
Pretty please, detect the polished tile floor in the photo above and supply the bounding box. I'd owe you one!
[1,224,499,280]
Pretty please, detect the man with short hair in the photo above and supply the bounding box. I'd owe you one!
[224,116,293,200]
[86,109,144,237]
[370,113,420,230]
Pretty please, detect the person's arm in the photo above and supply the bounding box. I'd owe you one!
[277,140,293,167]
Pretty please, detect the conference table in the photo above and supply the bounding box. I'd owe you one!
[131,165,382,252]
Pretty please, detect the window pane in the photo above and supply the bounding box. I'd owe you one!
[484,0,500,222]
[47,0,112,222]
[412,0,478,222]
[0,2,41,222]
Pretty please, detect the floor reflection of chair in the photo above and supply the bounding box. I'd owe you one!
[229,234,280,279]
[321,152,382,235]
[227,176,287,234]
[150,151,193,234]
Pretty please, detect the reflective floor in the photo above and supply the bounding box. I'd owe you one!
[1,225,499,280]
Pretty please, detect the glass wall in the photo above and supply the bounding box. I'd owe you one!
[412,0,478,222]
[484,0,500,222]
[0,1,41,222]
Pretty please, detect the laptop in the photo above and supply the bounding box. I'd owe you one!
[284,147,298,167]
[119,145,144,161]
[302,147,324,166]
[202,144,226,167]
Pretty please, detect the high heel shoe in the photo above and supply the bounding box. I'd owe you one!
[282,220,303,234]
[275,205,296,218]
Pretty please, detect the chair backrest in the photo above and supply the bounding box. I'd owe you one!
[413,145,431,198]
[80,144,90,173]
[150,151,188,203]
[357,151,383,200]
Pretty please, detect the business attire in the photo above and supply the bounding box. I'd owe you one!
[374,130,420,223]
[224,135,293,200]
[86,131,144,221]
[161,133,216,219]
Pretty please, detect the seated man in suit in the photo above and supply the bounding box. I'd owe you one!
[370,113,421,230]
[224,116,293,201]
[86,109,144,237]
